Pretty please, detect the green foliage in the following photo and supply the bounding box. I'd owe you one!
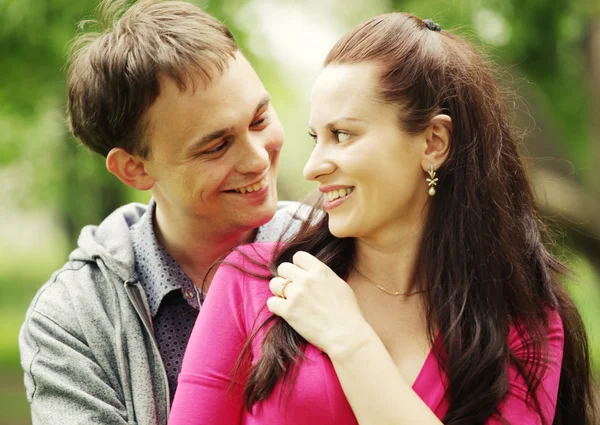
[0,0,98,116]
[0,371,30,425]
[391,0,593,170]
[0,0,138,244]
[568,256,600,373]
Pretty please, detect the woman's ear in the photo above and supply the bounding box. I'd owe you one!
[421,114,452,171]
[106,148,155,191]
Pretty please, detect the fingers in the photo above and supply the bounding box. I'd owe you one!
[277,261,303,280]
[291,251,323,270]
[266,296,287,318]
[269,276,293,299]
[277,251,327,279]
[269,251,331,322]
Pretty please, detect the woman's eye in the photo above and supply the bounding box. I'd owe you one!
[334,131,351,143]
[308,131,317,143]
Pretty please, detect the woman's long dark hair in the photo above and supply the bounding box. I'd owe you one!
[236,13,597,425]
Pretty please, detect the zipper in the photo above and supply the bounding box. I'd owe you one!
[123,279,171,422]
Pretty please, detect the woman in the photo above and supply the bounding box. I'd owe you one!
[169,14,596,425]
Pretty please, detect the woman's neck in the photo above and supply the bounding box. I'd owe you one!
[354,223,424,295]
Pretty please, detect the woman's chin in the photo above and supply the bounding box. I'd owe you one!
[328,223,355,239]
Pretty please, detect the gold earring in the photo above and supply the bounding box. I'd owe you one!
[427,164,438,196]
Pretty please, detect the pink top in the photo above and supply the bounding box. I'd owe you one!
[169,243,564,425]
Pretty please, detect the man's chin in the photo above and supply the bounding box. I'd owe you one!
[238,203,277,231]
[252,207,277,228]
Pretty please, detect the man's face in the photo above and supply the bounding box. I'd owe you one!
[143,52,283,235]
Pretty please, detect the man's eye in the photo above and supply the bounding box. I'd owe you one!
[205,140,229,155]
[251,115,268,128]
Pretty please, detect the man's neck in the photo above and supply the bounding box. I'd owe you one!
[153,205,257,290]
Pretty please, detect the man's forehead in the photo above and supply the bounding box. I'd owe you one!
[154,67,265,118]
[156,52,259,96]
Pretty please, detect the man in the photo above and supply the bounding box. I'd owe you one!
[19,1,301,423]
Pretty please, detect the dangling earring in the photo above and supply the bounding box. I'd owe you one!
[426,164,438,196]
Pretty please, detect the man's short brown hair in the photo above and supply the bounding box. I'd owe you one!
[67,0,237,158]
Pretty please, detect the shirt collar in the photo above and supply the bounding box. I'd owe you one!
[131,200,200,316]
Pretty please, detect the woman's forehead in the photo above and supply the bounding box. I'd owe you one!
[309,63,394,128]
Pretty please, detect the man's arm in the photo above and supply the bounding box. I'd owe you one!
[20,274,130,425]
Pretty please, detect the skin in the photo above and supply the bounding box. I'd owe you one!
[306,62,429,244]
[268,62,452,425]
[305,61,450,302]
[106,52,284,287]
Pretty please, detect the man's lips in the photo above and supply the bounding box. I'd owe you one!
[225,175,269,193]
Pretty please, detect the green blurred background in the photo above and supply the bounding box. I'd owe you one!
[1,0,599,423]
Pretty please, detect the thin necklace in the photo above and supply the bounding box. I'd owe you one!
[352,266,428,297]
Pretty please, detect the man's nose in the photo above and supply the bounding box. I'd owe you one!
[237,133,272,174]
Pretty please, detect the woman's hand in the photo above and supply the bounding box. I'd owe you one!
[267,251,372,359]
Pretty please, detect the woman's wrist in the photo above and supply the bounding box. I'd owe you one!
[326,320,379,363]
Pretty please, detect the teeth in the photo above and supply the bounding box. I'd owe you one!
[325,187,353,201]
[234,178,267,194]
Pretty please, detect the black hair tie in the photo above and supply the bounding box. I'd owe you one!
[423,19,441,32]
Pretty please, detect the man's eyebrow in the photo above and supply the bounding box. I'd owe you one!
[254,94,271,116]
[187,94,272,154]
[186,127,233,155]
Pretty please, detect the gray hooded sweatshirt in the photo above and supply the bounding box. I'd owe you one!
[19,201,303,425]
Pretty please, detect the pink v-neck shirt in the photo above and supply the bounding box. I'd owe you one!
[169,243,564,425]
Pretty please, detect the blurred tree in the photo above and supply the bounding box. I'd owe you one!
[587,7,600,193]
[0,0,132,245]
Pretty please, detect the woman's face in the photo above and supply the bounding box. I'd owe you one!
[305,62,431,243]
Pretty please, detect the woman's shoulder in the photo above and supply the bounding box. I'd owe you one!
[508,308,564,348]
[214,242,280,329]
[507,307,564,369]
[223,242,280,267]
[217,242,279,282]
[215,243,278,280]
